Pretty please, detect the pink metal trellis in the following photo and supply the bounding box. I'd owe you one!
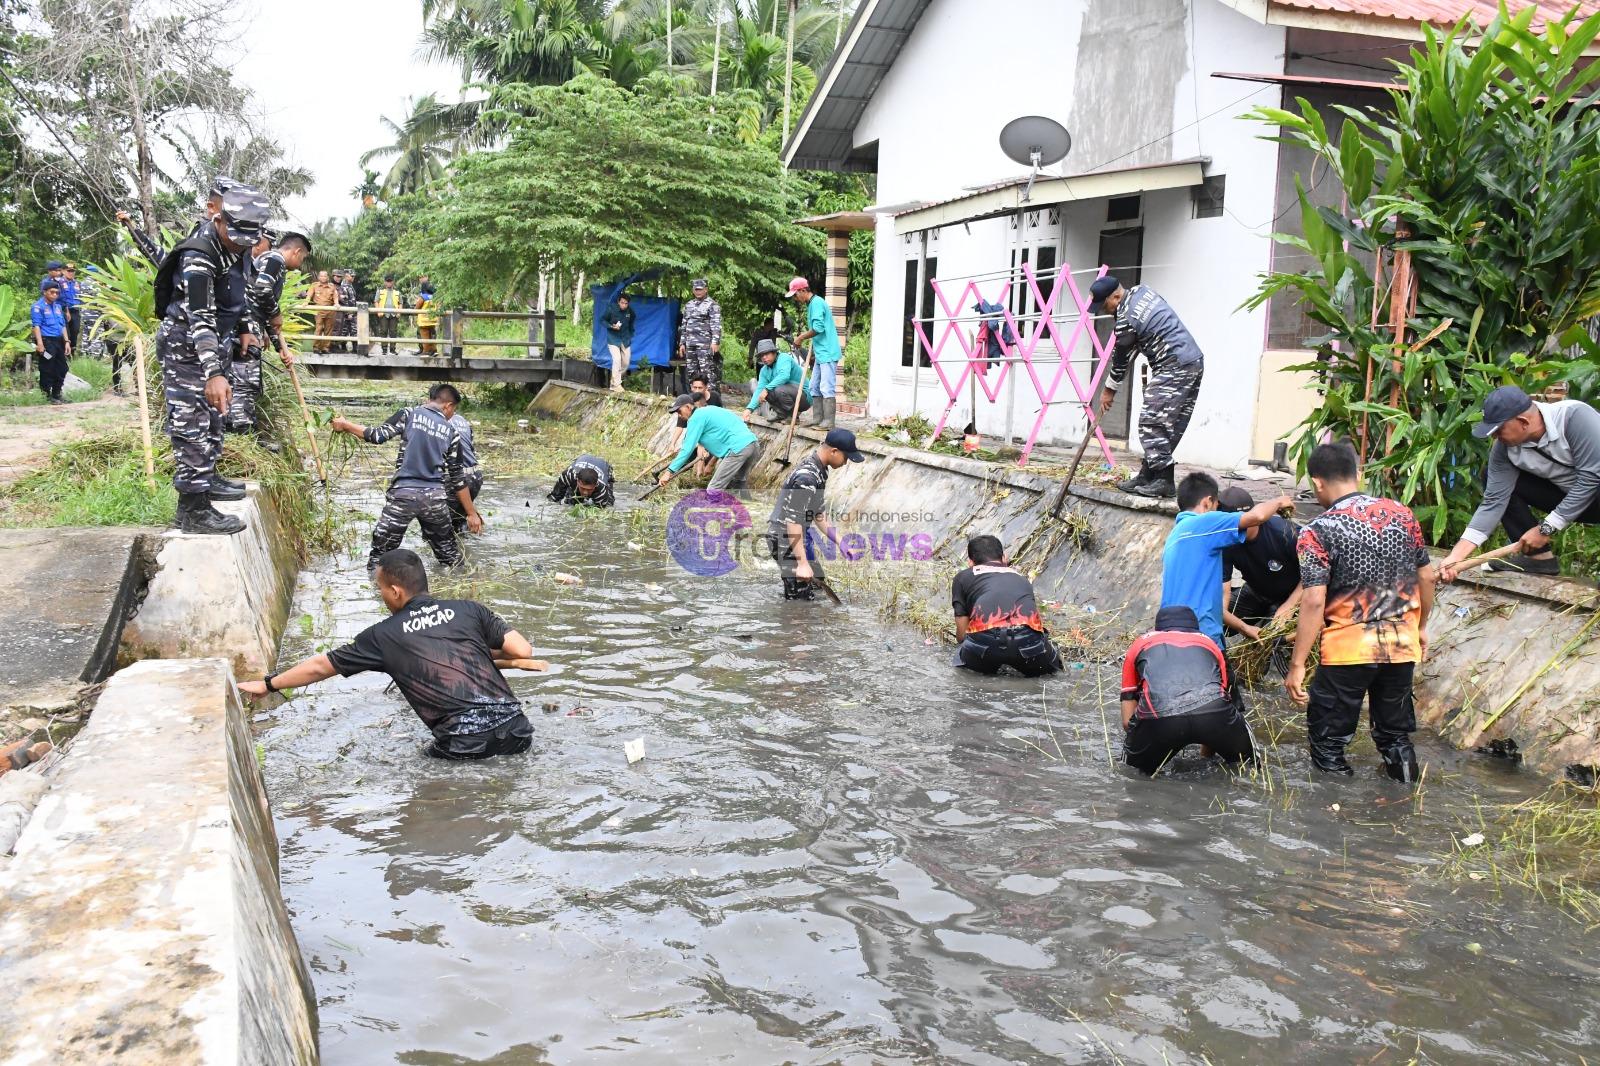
[911,261,1118,468]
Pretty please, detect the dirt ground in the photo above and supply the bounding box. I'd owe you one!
[0,397,133,487]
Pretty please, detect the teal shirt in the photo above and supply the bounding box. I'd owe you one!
[670,405,759,471]
[747,352,806,410]
[807,297,841,364]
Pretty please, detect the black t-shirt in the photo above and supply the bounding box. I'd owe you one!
[951,565,1045,633]
[327,596,520,736]
[1222,515,1301,605]
[767,453,828,534]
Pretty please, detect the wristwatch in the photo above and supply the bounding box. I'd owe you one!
[1538,521,1557,538]
[263,672,279,693]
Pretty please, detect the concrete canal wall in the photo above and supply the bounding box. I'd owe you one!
[0,491,316,1065]
[533,382,1600,779]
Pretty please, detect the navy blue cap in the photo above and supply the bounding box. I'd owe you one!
[824,428,865,462]
[41,279,61,291]
[1474,385,1535,438]
[1155,605,1199,631]
[1088,275,1121,311]
[45,260,63,270]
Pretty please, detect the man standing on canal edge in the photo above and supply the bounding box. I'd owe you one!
[239,549,545,760]
[679,278,723,394]
[152,182,272,535]
[331,383,482,570]
[1288,441,1434,782]
[1092,275,1206,498]
[787,277,841,429]
[766,429,862,599]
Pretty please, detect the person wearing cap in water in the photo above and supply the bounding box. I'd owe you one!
[745,337,810,422]
[659,392,760,496]
[951,535,1063,676]
[765,429,862,600]
[678,278,723,393]
[231,228,312,437]
[1120,605,1255,775]
[1437,384,1600,581]
[548,454,616,508]
[30,280,70,404]
[1216,485,1303,644]
[239,548,544,761]
[1090,275,1206,498]
[373,274,406,355]
[786,277,842,429]
[152,181,271,534]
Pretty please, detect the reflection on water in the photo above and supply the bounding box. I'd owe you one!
[262,479,1597,1065]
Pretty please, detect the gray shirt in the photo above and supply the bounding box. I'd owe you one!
[1464,399,1600,544]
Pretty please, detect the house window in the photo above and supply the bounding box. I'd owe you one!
[1008,208,1061,334]
[901,249,937,368]
[1192,175,1226,219]
[1107,196,1141,223]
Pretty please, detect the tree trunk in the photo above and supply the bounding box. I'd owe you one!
[711,1,722,96]
[117,1,158,235]
[781,0,797,145]
[573,271,585,324]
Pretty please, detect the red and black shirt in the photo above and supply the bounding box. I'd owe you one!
[1120,627,1232,720]
[1296,492,1430,666]
[952,565,1045,634]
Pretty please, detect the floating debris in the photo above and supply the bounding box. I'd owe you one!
[553,572,582,585]
[624,737,646,764]
[1459,832,1486,847]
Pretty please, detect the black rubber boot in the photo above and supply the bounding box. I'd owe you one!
[175,493,245,535]
[1486,555,1561,576]
[1116,462,1149,494]
[208,474,247,501]
[1128,465,1177,499]
[1380,743,1421,784]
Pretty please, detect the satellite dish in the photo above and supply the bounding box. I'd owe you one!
[999,116,1072,203]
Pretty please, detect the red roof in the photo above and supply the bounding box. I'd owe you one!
[1273,0,1600,28]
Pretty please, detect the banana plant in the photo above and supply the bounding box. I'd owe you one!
[0,285,36,363]
[1244,1,1600,541]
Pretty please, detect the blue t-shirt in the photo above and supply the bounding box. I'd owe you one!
[807,296,841,364]
[30,298,67,338]
[1160,510,1247,646]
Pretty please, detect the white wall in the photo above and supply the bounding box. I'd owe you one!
[857,0,1290,470]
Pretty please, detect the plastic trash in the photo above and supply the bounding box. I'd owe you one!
[625,737,646,764]
[1459,832,1486,847]
[554,572,582,585]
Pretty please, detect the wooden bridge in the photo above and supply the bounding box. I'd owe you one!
[293,351,589,386]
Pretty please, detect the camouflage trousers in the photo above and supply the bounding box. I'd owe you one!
[684,345,720,392]
[368,485,463,571]
[156,320,224,495]
[1138,360,1203,472]
[227,353,261,431]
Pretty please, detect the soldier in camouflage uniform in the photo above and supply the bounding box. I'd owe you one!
[678,278,723,393]
[330,383,483,571]
[152,183,271,535]
[335,271,359,352]
[229,228,313,437]
[1092,276,1206,499]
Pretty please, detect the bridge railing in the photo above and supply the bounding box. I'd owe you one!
[289,303,561,361]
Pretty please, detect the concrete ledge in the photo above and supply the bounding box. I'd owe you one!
[535,380,1600,777]
[118,487,300,680]
[0,658,317,1065]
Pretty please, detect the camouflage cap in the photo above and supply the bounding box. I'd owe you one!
[220,184,271,227]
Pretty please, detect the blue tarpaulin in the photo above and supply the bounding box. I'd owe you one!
[591,275,678,370]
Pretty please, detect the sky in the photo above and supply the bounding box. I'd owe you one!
[235,0,462,229]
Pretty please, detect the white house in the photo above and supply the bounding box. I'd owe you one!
[784,0,1578,470]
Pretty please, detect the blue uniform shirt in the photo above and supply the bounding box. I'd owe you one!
[30,298,67,338]
[670,406,758,472]
[807,296,841,364]
[58,278,79,308]
[1160,509,1247,647]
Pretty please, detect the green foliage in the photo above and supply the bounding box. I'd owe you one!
[83,255,160,341]
[360,95,460,200]
[402,76,822,321]
[0,285,36,362]
[307,201,426,292]
[1247,3,1600,542]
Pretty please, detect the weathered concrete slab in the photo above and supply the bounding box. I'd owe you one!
[0,658,317,1065]
[119,487,300,680]
[0,526,155,705]
[538,381,1600,776]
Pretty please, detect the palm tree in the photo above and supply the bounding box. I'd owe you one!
[359,95,460,199]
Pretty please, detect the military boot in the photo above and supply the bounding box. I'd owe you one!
[1116,462,1150,494]
[1128,465,1177,499]
[208,474,247,501]
[176,493,245,535]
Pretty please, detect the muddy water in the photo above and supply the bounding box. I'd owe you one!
[263,477,1597,1065]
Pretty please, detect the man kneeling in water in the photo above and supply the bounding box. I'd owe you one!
[952,535,1062,676]
[239,549,547,760]
[1120,605,1255,775]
